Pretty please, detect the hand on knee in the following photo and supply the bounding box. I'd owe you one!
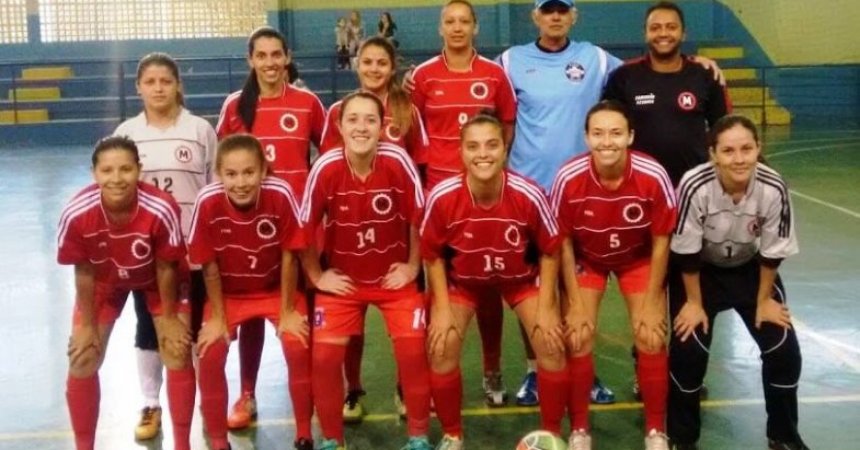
[68,346,101,378]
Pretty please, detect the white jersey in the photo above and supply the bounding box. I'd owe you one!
[672,162,798,268]
[115,108,217,238]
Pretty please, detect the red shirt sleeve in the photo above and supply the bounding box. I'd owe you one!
[152,199,186,262]
[650,177,678,236]
[188,199,216,265]
[278,191,308,251]
[301,164,328,230]
[410,68,428,114]
[528,191,562,256]
[419,197,447,261]
[215,95,242,139]
[309,94,326,148]
[494,67,517,123]
[406,106,429,164]
[57,218,87,265]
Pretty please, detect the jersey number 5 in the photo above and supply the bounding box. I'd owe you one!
[609,233,621,249]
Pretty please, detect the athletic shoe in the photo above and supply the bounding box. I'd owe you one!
[394,384,407,418]
[670,443,697,450]
[134,406,162,440]
[435,434,464,450]
[227,393,257,430]
[294,437,314,450]
[401,435,432,450]
[515,370,539,406]
[342,389,366,423]
[568,429,592,450]
[768,438,810,450]
[590,377,615,404]
[316,438,346,450]
[644,429,670,450]
[482,371,508,407]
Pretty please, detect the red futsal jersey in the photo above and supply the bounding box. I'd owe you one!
[420,171,560,287]
[411,52,517,174]
[188,177,306,297]
[215,83,325,193]
[319,97,429,163]
[57,182,185,289]
[550,151,677,271]
[301,143,424,285]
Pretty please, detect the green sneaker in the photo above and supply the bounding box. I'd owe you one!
[316,438,345,450]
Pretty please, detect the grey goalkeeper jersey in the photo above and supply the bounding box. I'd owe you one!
[671,162,798,268]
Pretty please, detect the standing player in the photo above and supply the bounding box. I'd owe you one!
[115,52,216,442]
[215,26,325,433]
[411,0,518,407]
[58,136,194,450]
[421,113,569,450]
[668,115,807,450]
[550,101,676,450]
[320,36,429,422]
[301,92,432,450]
[190,135,312,450]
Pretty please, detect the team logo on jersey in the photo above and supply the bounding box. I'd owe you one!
[622,203,645,224]
[174,145,193,163]
[384,124,402,142]
[564,62,586,82]
[279,113,299,133]
[470,82,489,100]
[748,217,764,237]
[371,193,393,216]
[677,92,697,111]
[504,224,521,247]
[130,238,152,260]
[313,307,325,328]
[256,219,277,240]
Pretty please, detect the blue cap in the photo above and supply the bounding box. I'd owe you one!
[535,0,574,8]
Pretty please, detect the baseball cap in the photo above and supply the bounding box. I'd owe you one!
[535,0,574,9]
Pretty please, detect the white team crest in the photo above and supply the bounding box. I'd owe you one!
[371,193,393,215]
[384,124,402,141]
[256,218,277,239]
[280,113,299,132]
[470,82,489,100]
[504,224,521,246]
[130,238,152,260]
[677,92,697,111]
[622,203,645,223]
[565,62,586,82]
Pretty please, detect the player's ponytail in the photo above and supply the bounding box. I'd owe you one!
[238,27,289,131]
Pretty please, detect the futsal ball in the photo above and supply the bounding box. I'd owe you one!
[516,430,567,450]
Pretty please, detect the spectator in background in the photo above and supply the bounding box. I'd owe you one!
[347,10,365,69]
[378,11,399,48]
[335,16,350,70]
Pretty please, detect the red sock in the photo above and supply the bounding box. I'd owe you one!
[166,366,196,450]
[476,299,503,373]
[238,318,265,395]
[66,374,99,450]
[537,365,569,434]
[198,339,229,449]
[282,337,313,440]
[344,335,365,392]
[313,342,347,443]
[637,350,668,432]
[394,337,431,436]
[430,368,462,437]
[568,353,594,431]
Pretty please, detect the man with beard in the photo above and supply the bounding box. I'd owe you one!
[602,1,730,186]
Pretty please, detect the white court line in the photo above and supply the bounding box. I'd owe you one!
[768,142,858,158]
[794,318,860,374]
[790,189,860,220]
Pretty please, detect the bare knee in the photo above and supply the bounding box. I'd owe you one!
[160,347,191,370]
[68,347,101,378]
[429,333,462,373]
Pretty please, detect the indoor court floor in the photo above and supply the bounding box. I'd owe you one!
[0,125,858,449]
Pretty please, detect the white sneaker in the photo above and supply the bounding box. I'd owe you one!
[644,429,669,450]
[435,434,464,450]
[568,429,592,450]
[482,371,508,407]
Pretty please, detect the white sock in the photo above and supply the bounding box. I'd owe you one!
[137,349,164,408]
[526,359,537,373]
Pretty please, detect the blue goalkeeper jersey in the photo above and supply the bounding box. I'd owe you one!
[499,40,622,191]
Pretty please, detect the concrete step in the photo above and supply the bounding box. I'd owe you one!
[8,87,61,101]
[0,109,50,124]
[734,105,792,126]
[21,66,74,81]
[698,46,745,60]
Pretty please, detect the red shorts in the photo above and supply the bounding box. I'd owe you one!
[448,279,539,310]
[73,283,192,326]
[575,259,651,295]
[203,291,308,337]
[313,284,425,339]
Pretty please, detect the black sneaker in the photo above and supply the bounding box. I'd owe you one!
[670,441,698,450]
[768,438,810,450]
[294,437,314,450]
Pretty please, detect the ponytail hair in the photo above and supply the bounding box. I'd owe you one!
[357,37,412,137]
[238,27,289,131]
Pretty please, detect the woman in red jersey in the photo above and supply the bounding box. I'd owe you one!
[549,101,677,450]
[58,136,193,450]
[190,134,312,450]
[420,113,568,450]
[215,26,324,433]
[301,92,431,450]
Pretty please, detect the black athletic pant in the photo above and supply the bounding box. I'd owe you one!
[134,270,206,350]
[667,260,802,445]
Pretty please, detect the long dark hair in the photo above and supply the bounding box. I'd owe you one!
[238,27,288,131]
